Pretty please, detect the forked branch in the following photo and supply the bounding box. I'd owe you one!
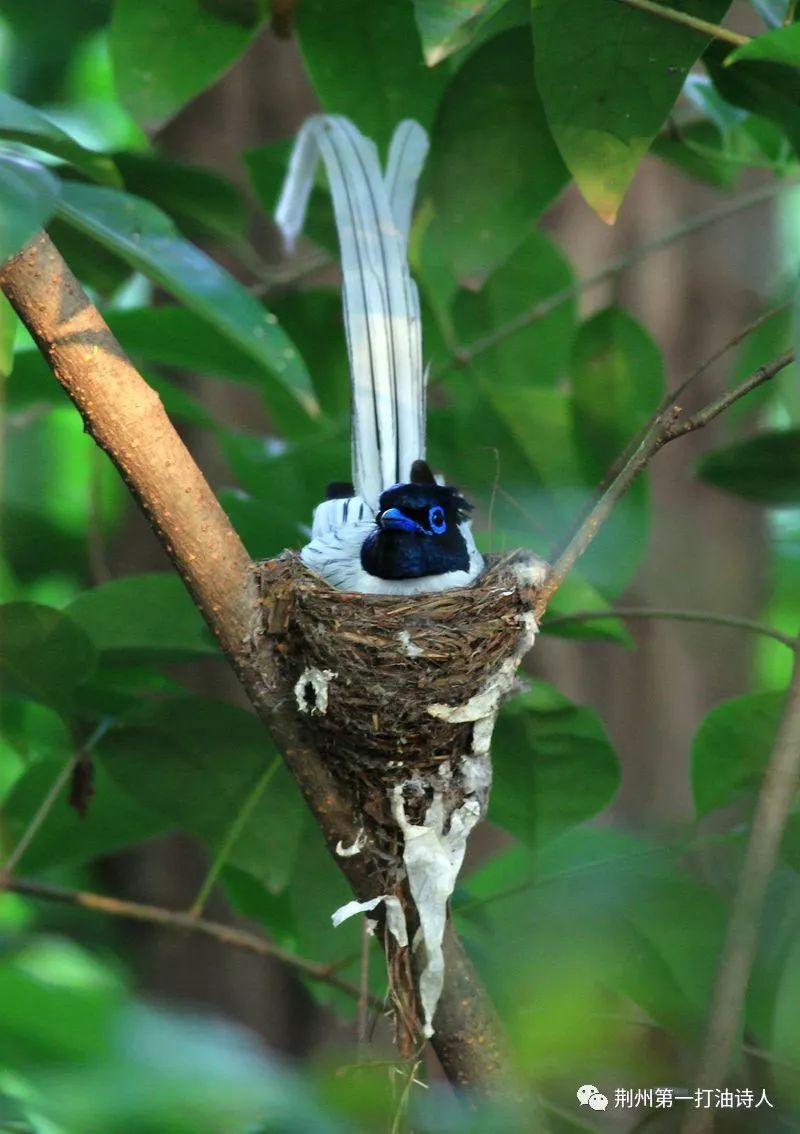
[0,231,511,1099]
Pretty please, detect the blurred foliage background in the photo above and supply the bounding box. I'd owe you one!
[1,0,800,1131]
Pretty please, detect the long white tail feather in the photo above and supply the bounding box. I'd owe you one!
[275,115,427,512]
[385,120,429,243]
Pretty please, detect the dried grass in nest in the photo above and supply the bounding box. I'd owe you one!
[256,550,543,836]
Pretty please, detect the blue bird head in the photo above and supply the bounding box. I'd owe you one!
[360,480,474,581]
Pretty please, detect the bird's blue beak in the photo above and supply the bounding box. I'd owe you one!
[378,507,426,534]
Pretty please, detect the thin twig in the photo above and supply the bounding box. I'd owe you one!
[0,232,515,1099]
[612,0,750,46]
[188,756,281,917]
[0,718,110,879]
[664,349,794,440]
[357,917,371,1055]
[2,875,374,1004]
[0,751,81,881]
[564,302,791,537]
[435,181,796,379]
[544,607,797,651]
[682,634,800,1134]
[537,349,795,615]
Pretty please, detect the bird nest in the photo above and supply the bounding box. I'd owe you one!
[255,550,545,838]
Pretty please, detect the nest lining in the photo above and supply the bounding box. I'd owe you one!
[256,550,543,830]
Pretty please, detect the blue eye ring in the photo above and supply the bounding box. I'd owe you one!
[428,505,446,534]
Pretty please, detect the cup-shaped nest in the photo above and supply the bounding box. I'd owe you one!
[256,551,545,830]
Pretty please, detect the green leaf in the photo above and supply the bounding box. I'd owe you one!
[0,701,71,771]
[110,0,267,128]
[0,1091,37,1133]
[0,91,118,185]
[620,875,725,1033]
[452,230,576,392]
[531,0,732,221]
[100,699,305,893]
[55,182,317,415]
[691,690,785,816]
[114,151,247,243]
[3,759,167,872]
[271,289,351,421]
[489,682,620,846]
[0,942,121,1067]
[222,432,349,529]
[0,603,96,710]
[67,574,217,659]
[0,295,14,378]
[728,21,800,67]
[429,30,568,285]
[35,1001,341,1134]
[0,154,59,263]
[705,39,800,153]
[571,307,664,479]
[296,0,447,153]
[771,930,800,1101]
[696,429,800,504]
[651,121,744,189]
[2,406,126,584]
[218,489,304,560]
[541,571,634,645]
[413,0,511,65]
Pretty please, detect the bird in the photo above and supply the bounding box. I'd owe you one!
[274,115,484,595]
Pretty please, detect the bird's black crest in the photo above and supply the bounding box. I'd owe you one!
[325,481,355,501]
[410,459,436,485]
[379,481,474,523]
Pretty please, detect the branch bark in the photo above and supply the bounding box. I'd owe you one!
[0,232,511,1099]
[612,0,749,46]
[4,876,373,1003]
[683,636,800,1134]
[536,349,795,616]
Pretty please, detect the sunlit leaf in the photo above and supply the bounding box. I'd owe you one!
[728,21,800,67]
[531,0,732,221]
[55,182,317,415]
[413,0,510,65]
[0,91,118,185]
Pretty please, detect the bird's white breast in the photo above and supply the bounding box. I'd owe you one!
[301,497,484,595]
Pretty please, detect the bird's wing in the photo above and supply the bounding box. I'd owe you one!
[275,115,429,513]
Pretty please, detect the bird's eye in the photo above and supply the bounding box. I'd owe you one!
[428,505,446,534]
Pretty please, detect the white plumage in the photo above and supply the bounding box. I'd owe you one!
[275,116,483,594]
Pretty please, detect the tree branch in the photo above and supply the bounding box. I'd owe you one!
[612,0,749,47]
[434,182,795,381]
[536,349,795,616]
[544,607,797,651]
[682,634,800,1134]
[3,875,372,1004]
[0,232,512,1099]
